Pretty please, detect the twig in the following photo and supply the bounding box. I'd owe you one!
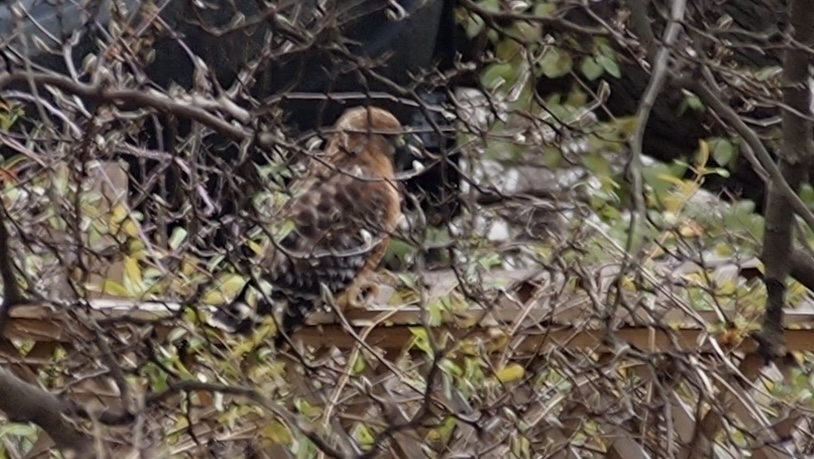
[0,71,285,149]
[677,79,814,233]
[625,0,687,257]
[0,203,24,332]
[624,0,658,61]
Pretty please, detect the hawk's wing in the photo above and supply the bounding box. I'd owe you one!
[213,165,399,341]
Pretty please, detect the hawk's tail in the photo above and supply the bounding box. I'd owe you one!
[273,302,310,348]
[210,280,307,348]
[210,280,258,335]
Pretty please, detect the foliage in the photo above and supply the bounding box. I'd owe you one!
[0,0,812,457]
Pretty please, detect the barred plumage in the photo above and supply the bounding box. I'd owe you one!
[212,106,404,346]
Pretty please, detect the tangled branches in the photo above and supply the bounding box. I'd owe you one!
[0,0,812,457]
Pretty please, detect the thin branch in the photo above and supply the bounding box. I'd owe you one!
[152,380,355,459]
[624,0,658,61]
[671,77,814,295]
[0,203,24,332]
[457,0,616,37]
[0,71,284,149]
[625,0,687,256]
[677,79,814,233]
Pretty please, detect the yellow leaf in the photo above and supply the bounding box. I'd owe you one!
[495,363,525,383]
[276,219,296,241]
[262,420,292,444]
[201,290,226,305]
[616,116,639,137]
[110,203,128,224]
[101,279,129,296]
[352,423,375,447]
[129,249,148,261]
[697,139,710,167]
[655,173,686,187]
[294,398,323,418]
[485,329,512,352]
[647,245,665,258]
[247,240,265,255]
[351,353,367,375]
[202,274,247,304]
[129,239,146,254]
[123,256,142,285]
[618,275,636,291]
[181,257,198,276]
[678,221,703,238]
[121,219,140,238]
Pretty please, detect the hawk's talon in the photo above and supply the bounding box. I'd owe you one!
[338,278,379,310]
[357,279,380,307]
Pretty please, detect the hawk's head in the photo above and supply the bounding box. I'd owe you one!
[331,106,406,160]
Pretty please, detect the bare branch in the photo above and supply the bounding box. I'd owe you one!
[0,367,93,457]
[0,202,24,332]
[0,71,283,149]
[756,0,814,360]
[626,0,687,255]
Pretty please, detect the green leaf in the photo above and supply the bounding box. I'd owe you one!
[679,93,705,115]
[478,0,500,12]
[711,167,730,178]
[167,327,187,343]
[800,184,814,206]
[533,1,557,17]
[596,53,621,78]
[408,327,433,355]
[0,422,37,438]
[642,163,678,200]
[427,299,444,325]
[352,423,376,448]
[583,152,611,177]
[542,147,563,168]
[169,227,188,250]
[463,14,485,39]
[668,160,689,178]
[711,138,736,167]
[427,416,457,444]
[755,65,782,81]
[263,420,293,445]
[495,38,522,61]
[537,47,573,78]
[351,353,367,375]
[513,21,540,41]
[580,56,604,80]
[480,62,514,90]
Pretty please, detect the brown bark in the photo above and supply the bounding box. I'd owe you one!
[0,367,94,457]
[757,0,814,360]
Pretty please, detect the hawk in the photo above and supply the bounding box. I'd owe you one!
[213,106,404,346]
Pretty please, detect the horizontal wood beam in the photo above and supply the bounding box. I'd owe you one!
[2,300,814,354]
